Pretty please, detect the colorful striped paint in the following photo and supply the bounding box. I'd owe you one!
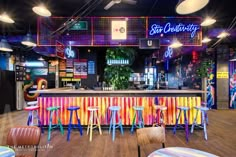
[38,97,201,125]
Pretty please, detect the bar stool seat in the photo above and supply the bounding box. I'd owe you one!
[24,105,44,133]
[27,101,38,106]
[152,105,167,127]
[131,106,144,133]
[67,106,83,141]
[191,104,209,140]
[109,106,124,141]
[173,106,190,142]
[87,106,102,142]
[47,106,64,141]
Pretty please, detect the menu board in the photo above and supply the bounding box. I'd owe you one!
[15,65,26,81]
[74,59,87,78]
[88,61,95,74]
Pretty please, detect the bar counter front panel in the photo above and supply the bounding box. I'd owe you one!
[36,89,203,126]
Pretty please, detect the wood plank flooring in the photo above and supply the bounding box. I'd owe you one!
[0,109,236,157]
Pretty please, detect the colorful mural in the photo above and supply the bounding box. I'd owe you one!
[229,61,236,109]
[38,96,201,126]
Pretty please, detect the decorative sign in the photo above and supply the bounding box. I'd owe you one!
[107,59,129,65]
[69,21,88,30]
[164,47,173,59]
[15,65,26,81]
[65,46,77,59]
[217,72,228,78]
[139,38,160,49]
[56,41,65,59]
[31,68,48,76]
[61,78,81,81]
[88,61,95,74]
[111,20,127,40]
[74,59,87,79]
[149,22,200,38]
[192,51,198,63]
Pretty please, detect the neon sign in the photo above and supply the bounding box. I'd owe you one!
[65,45,75,59]
[149,22,200,38]
[164,47,173,59]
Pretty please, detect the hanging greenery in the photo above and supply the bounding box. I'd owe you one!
[196,59,214,78]
[104,47,136,90]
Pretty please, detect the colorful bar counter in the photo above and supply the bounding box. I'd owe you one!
[34,89,205,126]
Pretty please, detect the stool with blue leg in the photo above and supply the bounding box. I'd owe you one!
[109,106,124,141]
[173,106,190,142]
[191,102,209,140]
[152,96,167,127]
[67,106,83,141]
[24,105,44,133]
[130,106,144,133]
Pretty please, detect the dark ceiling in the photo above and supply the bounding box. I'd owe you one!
[0,0,235,35]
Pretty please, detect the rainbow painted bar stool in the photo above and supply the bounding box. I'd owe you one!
[47,106,64,141]
[173,106,190,142]
[131,106,144,133]
[191,102,209,140]
[67,106,83,141]
[152,105,167,127]
[87,106,102,142]
[109,106,124,141]
[24,105,44,133]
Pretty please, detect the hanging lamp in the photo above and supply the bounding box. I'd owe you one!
[176,0,209,15]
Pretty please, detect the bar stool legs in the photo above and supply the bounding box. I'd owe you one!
[24,106,44,133]
[173,106,190,142]
[109,106,123,141]
[87,107,102,142]
[67,106,83,141]
[47,106,64,141]
[152,105,167,127]
[191,106,209,140]
[131,106,144,133]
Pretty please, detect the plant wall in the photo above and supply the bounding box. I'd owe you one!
[104,47,136,90]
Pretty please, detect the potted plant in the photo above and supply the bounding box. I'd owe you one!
[104,47,136,90]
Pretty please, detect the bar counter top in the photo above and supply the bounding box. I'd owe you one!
[31,88,205,96]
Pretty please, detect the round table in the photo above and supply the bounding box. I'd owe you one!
[148,147,219,157]
[0,146,15,157]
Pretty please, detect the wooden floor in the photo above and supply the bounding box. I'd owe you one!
[0,109,236,157]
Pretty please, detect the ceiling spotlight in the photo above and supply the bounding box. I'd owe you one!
[21,33,36,47]
[202,37,211,43]
[170,39,183,48]
[201,17,216,26]
[0,39,13,52]
[0,12,14,23]
[176,0,209,15]
[32,5,51,17]
[217,31,230,38]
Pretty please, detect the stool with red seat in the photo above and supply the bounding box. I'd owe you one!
[24,105,44,133]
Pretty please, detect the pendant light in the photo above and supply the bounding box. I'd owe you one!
[32,4,51,17]
[21,33,36,47]
[0,12,14,24]
[201,17,216,26]
[0,38,13,52]
[202,37,211,43]
[170,39,183,48]
[176,0,209,15]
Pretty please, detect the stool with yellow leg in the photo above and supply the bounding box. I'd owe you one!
[87,106,102,141]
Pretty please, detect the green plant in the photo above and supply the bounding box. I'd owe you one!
[104,47,136,90]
